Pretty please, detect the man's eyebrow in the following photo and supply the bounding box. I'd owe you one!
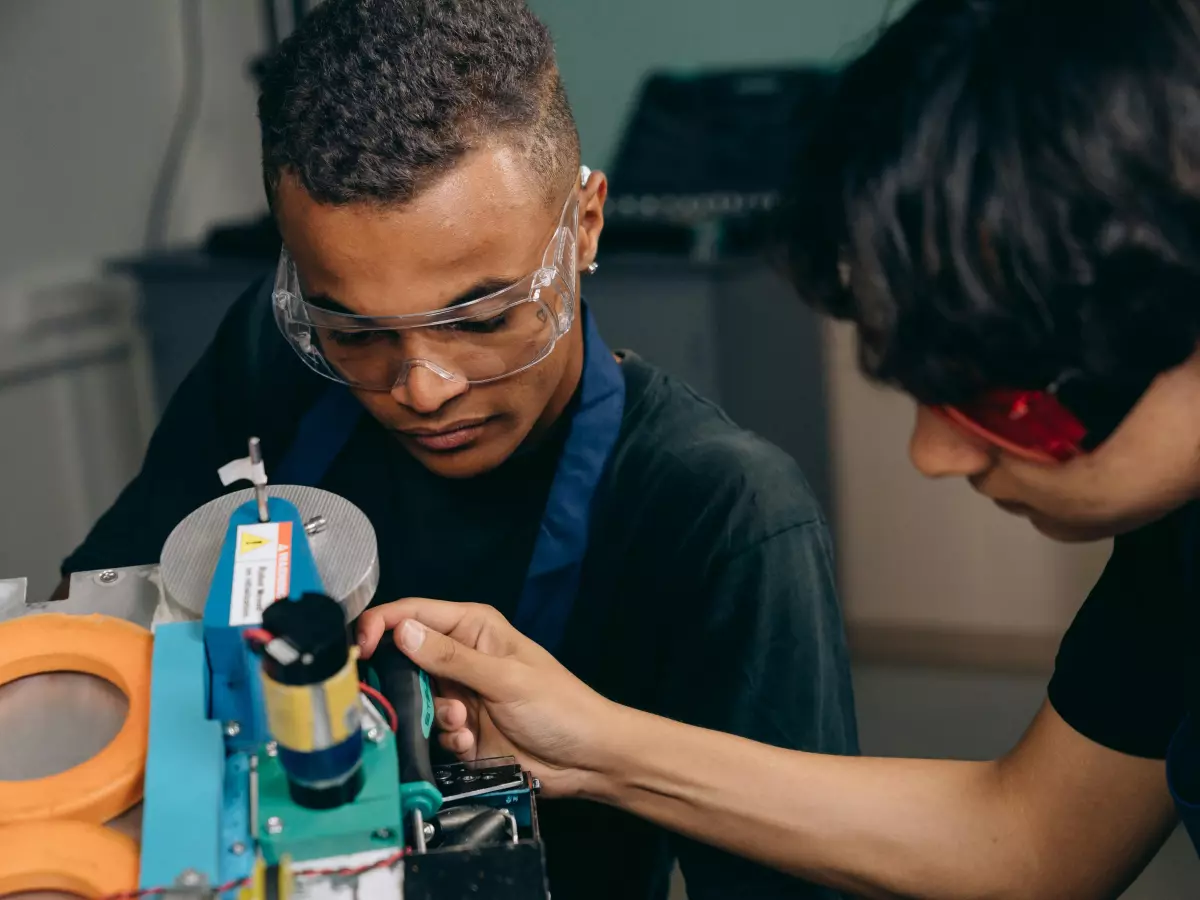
[441,278,522,310]
[304,277,523,319]
[305,293,356,315]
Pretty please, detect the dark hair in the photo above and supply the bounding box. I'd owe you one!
[257,0,579,207]
[782,0,1200,407]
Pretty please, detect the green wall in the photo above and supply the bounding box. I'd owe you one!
[527,0,903,168]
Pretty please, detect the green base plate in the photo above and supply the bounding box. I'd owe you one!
[257,733,403,864]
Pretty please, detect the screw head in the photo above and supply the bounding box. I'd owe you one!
[373,827,395,841]
[365,727,383,743]
[266,816,284,835]
[98,570,118,584]
[304,515,327,536]
[223,721,241,738]
[230,841,246,856]
[265,741,278,757]
[177,869,203,887]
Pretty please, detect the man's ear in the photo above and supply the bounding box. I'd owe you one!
[578,169,607,270]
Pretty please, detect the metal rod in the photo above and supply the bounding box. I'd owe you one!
[249,437,269,523]
[249,754,260,840]
[411,809,427,854]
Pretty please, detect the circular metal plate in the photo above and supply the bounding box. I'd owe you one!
[160,485,379,623]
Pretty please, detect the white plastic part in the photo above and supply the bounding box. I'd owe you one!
[217,456,268,488]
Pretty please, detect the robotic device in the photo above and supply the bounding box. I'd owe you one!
[0,438,550,900]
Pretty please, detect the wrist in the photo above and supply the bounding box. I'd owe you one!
[572,700,655,804]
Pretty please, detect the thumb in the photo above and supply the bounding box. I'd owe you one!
[396,619,513,700]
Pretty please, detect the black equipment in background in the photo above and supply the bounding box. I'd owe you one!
[603,66,838,260]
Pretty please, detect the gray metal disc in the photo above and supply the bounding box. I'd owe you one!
[161,485,379,623]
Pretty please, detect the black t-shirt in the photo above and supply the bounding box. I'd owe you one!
[64,279,858,900]
[1048,505,1200,776]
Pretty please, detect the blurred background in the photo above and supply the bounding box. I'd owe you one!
[0,0,1195,896]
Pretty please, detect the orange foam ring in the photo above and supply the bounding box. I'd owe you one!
[0,819,140,897]
[0,613,152,824]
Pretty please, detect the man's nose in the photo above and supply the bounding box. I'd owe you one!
[390,363,470,414]
[909,405,996,478]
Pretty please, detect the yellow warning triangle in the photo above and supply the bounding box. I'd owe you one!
[240,532,271,554]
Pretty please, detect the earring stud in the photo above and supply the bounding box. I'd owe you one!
[586,262,599,275]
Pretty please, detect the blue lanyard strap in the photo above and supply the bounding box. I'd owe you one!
[511,307,625,652]
[274,305,626,653]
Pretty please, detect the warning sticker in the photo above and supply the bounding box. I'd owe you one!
[228,521,293,626]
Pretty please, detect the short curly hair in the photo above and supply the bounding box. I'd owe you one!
[782,0,1200,410]
[257,0,580,207]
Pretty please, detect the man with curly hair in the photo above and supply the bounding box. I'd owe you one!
[59,2,857,898]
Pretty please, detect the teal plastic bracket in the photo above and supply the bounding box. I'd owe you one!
[399,781,443,819]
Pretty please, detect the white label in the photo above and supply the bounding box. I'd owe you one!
[228,521,293,626]
[292,848,404,900]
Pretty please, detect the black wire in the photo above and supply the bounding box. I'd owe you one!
[143,0,204,251]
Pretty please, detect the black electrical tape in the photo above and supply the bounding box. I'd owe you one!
[367,628,437,788]
[264,864,281,900]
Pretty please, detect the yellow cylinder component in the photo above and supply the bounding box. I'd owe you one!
[262,648,361,752]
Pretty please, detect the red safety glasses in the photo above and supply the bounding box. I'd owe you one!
[936,388,1089,464]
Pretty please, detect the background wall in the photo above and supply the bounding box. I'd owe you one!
[529,0,899,167]
[0,1,264,283]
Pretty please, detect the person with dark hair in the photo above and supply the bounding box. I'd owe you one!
[357,0,1200,896]
[58,1,857,898]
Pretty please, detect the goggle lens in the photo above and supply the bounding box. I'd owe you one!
[308,297,558,387]
[938,389,1088,463]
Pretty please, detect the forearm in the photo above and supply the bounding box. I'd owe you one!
[582,705,1037,900]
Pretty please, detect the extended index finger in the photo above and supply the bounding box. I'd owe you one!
[357,597,487,657]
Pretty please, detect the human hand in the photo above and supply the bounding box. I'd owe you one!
[357,599,624,798]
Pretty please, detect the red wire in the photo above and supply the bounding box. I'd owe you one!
[99,849,411,900]
[240,632,398,734]
[242,627,275,646]
[359,682,399,733]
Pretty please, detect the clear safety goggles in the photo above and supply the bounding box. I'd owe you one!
[272,169,588,391]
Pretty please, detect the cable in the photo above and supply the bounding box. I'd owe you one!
[99,849,410,900]
[359,682,399,733]
[143,0,204,251]
[242,631,398,732]
[241,628,275,647]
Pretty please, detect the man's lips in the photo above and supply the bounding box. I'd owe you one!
[397,418,492,452]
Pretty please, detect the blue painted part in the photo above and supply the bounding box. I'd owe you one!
[278,731,364,786]
[219,752,254,888]
[140,621,225,889]
[473,786,534,829]
[202,496,325,748]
